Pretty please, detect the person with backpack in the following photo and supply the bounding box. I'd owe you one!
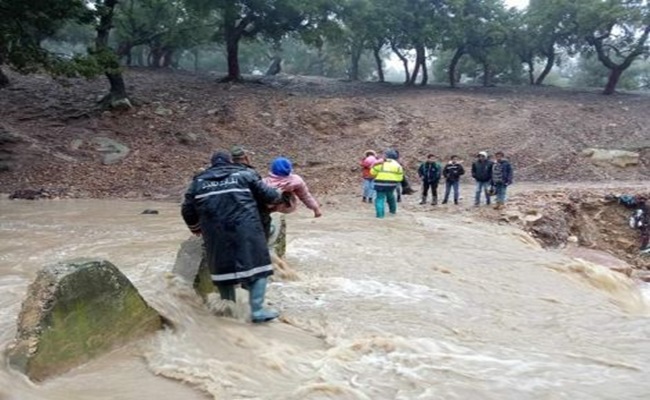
[417,154,442,205]
[471,151,493,206]
[442,155,465,205]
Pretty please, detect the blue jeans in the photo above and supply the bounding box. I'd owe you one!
[495,183,508,204]
[362,179,375,200]
[443,180,460,204]
[375,190,397,218]
[474,181,491,205]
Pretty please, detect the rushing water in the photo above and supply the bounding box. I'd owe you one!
[1,197,650,400]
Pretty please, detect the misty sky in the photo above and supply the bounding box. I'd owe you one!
[505,0,529,9]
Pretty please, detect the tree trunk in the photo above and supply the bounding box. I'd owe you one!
[391,42,410,84]
[482,62,490,87]
[316,47,325,76]
[135,47,144,67]
[117,43,133,66]
[150,46,163,68]
[527,61,534,85]
[535,51,554,85]
[409,56,420,86]
[193,48,200,72]
[222,3,243,82]
[0,65,9,88]
[372,45,384,82]
[162,48,174,68]
[265,56,281,76]
[604,67,623,95]
[224,35,241,81]
[348,43,362,81]
[95,0,130,109]
[448,46,465,88]
[420,57,428,86]
[409,44,426,86]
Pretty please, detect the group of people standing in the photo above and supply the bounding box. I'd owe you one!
[360,149,417,218]
[361,149,514,217]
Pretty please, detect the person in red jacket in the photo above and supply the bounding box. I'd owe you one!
[360,150,382,203]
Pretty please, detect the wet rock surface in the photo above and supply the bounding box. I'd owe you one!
[479,188,650,271]
[6,258,163,381]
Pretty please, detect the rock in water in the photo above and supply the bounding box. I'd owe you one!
[171,236,214,299]
[172,214,288,298]
[6,258,163,381]
[141,209,159,215]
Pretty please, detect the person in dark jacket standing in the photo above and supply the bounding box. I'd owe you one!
[417,154,442,205]
[442,155,465,205]
[491,151,513,210]
[471,151,493,206]
[182,151,283,323]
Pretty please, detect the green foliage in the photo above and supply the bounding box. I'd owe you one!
[573,0,650,93]
[0,0,89,72]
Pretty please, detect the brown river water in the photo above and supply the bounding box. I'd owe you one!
[1,197,650,399]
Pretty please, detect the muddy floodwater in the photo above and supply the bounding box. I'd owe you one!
[1,197,649,399]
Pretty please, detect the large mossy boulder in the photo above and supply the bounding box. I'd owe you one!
[6,259,163,381]
[172,214,287,298]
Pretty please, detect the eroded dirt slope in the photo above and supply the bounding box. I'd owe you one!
[0,69,649,198]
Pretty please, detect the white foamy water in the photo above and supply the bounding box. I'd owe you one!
[1,198,649,399]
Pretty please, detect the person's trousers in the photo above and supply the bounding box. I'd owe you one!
[474,181,491,205]
[443,180,460,204]
[422,181,439,203]
[495,183,508,204]
[375,190,397,218]
[362,179,375,200]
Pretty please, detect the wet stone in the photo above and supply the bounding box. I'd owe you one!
[6,258,163,381]
[172,214,287,299]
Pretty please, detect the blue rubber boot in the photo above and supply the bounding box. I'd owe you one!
[248,277,279,323]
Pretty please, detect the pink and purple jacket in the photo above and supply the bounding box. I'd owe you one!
[361,155,383,179]
[263,173,319,214]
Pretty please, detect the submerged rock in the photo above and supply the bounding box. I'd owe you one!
[6,258,163,381]
[172,214,287,298]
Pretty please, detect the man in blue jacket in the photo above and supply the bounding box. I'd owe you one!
[491,151,513,210]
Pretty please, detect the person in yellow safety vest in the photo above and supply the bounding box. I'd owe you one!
[370,149,405,218]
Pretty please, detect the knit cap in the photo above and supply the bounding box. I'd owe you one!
[271,157,293,176]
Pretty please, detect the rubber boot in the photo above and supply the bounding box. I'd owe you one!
[431,196,437,206]
[419,195,427,205]
[217,285,236,302]
[248,277,279,323]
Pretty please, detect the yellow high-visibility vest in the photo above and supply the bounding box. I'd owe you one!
[371,159,404,183]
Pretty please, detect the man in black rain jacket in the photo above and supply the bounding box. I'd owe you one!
[182,151,282,323]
